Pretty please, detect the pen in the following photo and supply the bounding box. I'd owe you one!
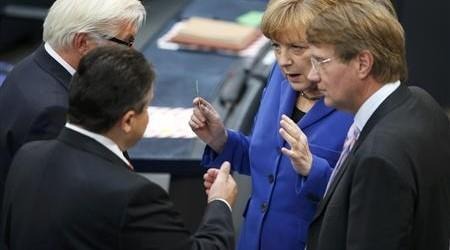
[195,80,202,108]
[196,80,199,99]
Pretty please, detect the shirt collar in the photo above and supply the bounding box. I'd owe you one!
[354,80,401,132]
[44,42,76,76]
[65,123,131,166]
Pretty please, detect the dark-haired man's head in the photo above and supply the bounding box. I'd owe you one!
[68,45,154,150]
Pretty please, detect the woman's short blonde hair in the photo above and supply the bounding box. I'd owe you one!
[260,0,339,43]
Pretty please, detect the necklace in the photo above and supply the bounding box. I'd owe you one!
[300,91,321,101]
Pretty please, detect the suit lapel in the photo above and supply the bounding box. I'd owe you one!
[299,98,335,129]
[57,128,130,170]
[314,150,356,219]
[33,44,72,91]
[312,84,411,222]
[353,84,410,151]
[277,80,335,141]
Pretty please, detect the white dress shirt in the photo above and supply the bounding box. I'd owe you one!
[353,80,401,132]
[65,123,131,166]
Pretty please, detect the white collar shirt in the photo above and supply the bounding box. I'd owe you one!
[65,123,131,166]
[354,80,401,133]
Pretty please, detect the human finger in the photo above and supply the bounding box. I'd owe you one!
[189,114,206,128]
[280,116,301,139]
[214,161,231,183]
[192,106,207,123]
[279,127,298,149]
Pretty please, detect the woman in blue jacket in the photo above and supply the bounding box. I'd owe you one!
[189,0,352,249]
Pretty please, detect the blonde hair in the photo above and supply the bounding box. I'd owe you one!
[373,0,398,18]
[43,0,146,50]
[261,0,339,43]
[306,0,407,82]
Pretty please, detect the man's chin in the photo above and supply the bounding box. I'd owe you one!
[323,97,336,108]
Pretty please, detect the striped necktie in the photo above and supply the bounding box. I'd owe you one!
[324,123,360,196]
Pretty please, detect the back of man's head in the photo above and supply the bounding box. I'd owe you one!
[43,0,146,50]
[68,45,154,134]
[306,0,407,83]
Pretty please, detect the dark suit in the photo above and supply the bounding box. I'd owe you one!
[307,85,450,250]
[0,44,71,207]
[1,128,234,249]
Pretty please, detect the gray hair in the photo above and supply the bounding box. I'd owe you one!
[43,0,146,50]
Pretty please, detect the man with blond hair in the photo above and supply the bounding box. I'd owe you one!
[306,1,450,249]
[0,0,146,209]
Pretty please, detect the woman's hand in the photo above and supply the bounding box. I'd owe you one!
[189,97,227,153]
[279,114,313,176]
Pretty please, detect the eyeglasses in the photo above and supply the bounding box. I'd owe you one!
[310,57,333,72]
[108,37,134,47]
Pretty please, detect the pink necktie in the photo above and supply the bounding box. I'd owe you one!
[324,123,360,195]
[127,163,134,171]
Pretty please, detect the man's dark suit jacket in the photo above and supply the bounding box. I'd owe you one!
[307,85,450,250]
[0,128,234,249]
[0,45,71,208]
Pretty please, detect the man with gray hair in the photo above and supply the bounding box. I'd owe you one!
[1,45,237,250]
[0,0,145,209]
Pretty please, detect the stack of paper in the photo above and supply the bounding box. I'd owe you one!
[169,17,261,51]
[144,107,197,139]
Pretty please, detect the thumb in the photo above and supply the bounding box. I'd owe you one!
[215,161,231,182]
[193,97,204,106]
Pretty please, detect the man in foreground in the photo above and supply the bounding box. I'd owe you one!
[1,46,237,250]
[306,1,450,249]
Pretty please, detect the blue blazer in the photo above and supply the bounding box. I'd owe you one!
[0,45,71,210]
[203,64,353,250]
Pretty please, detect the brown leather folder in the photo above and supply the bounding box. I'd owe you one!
[169,17,261,51]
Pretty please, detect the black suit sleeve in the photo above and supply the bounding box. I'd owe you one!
[26,105,67,142]
[191,200,234,250]
[347,156,414,250]
[120,180,234,250]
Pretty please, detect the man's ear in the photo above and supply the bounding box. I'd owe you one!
[119,110,136,134]
[356,50,374,79]
[72,33,91,56]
